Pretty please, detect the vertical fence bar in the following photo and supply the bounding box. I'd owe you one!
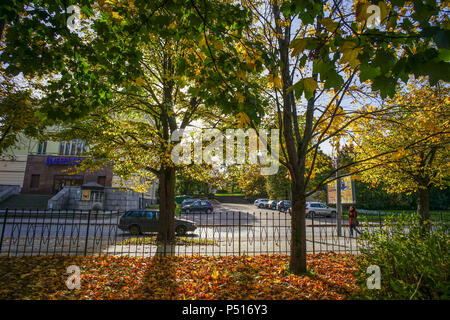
[311,213,315,254]
[378,211,382,229]
[0,209,8,255]
[84,210,92,256]
[238,211,241,256]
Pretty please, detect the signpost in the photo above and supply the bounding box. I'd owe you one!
[327,172,356,237]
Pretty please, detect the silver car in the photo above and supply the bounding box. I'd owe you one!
[305,202,337,218]
[254,199,269,208]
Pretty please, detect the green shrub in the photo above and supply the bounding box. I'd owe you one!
[355,214,449,300]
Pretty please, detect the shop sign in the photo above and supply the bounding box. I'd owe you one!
[46,156,83,166]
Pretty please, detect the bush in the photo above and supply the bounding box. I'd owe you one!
[355,214,449,299]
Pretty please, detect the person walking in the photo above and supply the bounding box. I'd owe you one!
[349,206,362,237]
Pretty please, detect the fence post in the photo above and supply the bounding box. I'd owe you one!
[311,213,315,254]
[84,210,92,256]
[238,211,241,256]
[378,211,382,229]
[0,209,8,255]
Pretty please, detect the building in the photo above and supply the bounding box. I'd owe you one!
[0,134,157,210]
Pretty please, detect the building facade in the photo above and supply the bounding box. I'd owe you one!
[0,136,114,194]
[0,134,158,209]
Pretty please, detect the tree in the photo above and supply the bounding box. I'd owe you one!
[236,165,268,198]
[0,72,46,153]
[1,1,265,246]
[352,80,449,233]
[239,0,449,273]
[266,164,290,199]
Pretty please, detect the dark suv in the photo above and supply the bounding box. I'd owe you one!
[181,200,214,214]
[118,210,197,236]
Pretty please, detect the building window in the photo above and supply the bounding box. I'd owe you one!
[59,139,87,156]
[37,141,47,154]
[30,175,40,189]
[91,191,104,202]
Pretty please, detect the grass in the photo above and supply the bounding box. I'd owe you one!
[116,236,217,246]
[214,193,245,196]
[343,210,450,223]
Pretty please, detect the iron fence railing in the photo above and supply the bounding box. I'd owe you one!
[0,208,448,257]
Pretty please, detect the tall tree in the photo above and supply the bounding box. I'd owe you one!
[239,0,449,273]
[1,0,266,245]
[351,80,449,234]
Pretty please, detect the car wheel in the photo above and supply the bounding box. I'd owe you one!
[129,225,141,236]
[185,209,190,214]
[176,225,187,236]
[331,211,336,217]
[206,209,212,214]
[308,211,315,218]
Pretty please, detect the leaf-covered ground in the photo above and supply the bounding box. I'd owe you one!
[0,253,361,300]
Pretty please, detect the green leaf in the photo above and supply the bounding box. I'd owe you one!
[438,48,450,62]
[289,38,308,56]
[360,64,381,83]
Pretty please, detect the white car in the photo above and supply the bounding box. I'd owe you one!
[254,199,269,208]
[305,202,336,218]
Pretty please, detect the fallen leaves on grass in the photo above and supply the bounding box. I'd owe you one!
[0,253,361,300]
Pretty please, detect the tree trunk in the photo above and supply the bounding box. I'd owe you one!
[417,186,431,236]
[157,166,176,248]
[289,188,307,274]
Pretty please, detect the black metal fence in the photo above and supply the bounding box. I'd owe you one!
[0,208,448,257]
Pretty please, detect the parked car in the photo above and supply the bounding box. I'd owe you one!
[277,200,291,212]
[305,202,336,218]
[181,200,214,214]
[267,200,280,210]
[118,210,197,236]
[181,198,201,207]
[254,199,269,208]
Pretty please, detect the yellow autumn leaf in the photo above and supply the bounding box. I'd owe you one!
[211,270,219,280]
[111,11,121,20]
[236,112,251,127]
[237,69,246,80]
[135,77,145,85]
[377,1,389,24]
[303,77,318,93]
[273,76,283,89]
[236,92,246,104]
[213,40,223,51]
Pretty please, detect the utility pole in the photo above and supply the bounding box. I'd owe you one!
[336,155,342,237]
